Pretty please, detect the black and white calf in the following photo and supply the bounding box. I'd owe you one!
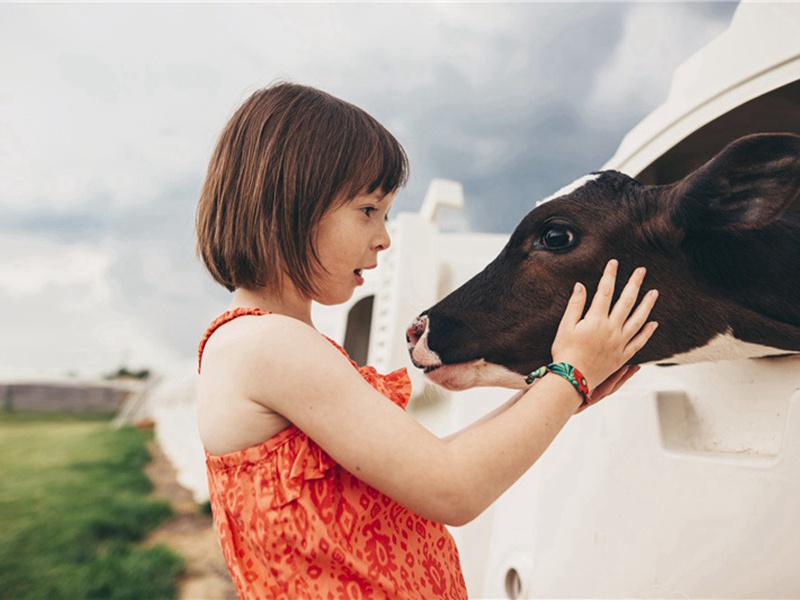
[407,133,800,390]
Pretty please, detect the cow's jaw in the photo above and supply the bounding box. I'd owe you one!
[419,358,530,391]
[430,360,530,390]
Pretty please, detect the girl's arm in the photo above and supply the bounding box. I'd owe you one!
[441,391,525,443]
[236,260,657,526]
[443,362,640,442]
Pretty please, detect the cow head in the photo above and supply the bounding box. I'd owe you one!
[407,133,800,390]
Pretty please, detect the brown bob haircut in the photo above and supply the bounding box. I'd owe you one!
[196,82,409,295]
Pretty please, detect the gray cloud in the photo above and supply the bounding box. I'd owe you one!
[380,2,736,232]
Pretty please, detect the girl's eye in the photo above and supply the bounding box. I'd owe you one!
[361,207,377,217]
[537,223,576,250]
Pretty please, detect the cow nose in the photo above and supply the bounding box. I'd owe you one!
[406,315,428,349]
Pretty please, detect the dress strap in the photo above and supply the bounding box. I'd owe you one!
[197,307,270,373]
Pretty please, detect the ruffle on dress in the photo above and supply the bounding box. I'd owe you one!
[205,427,337,509]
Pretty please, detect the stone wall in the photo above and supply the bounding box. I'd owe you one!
[0,381,133,414]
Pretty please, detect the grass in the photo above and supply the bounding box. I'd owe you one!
[0,412,183,599]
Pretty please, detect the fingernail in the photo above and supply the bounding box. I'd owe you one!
[650,289,659,297]
[574,282,582,293]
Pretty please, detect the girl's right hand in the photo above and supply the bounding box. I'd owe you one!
[551,259,659,392]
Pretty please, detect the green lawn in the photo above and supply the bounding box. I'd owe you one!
[0,412,183,599]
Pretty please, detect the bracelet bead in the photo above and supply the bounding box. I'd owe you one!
[525,362,591,406]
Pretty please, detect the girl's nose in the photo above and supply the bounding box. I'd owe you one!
[375,222,391,251]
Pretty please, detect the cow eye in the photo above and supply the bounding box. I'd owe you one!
[539,224,575,250]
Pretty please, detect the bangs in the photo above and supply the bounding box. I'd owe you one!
[337,114,409,203]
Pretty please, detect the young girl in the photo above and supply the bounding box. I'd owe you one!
[195,82,659,599]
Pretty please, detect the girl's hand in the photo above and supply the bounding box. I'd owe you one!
[575,364,640,413]
[551,259,659,393]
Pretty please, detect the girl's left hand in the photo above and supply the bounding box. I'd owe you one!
[576,364,641,413]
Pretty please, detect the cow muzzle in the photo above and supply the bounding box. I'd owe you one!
[407,314,529,390]
[406,315,443,373]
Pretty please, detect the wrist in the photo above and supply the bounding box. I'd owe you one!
[525,362,591,408]
[551,353,598,389]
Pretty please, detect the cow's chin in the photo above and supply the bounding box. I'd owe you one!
[424,359,528,391]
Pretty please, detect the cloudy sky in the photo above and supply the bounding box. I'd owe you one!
[0,1,739,379]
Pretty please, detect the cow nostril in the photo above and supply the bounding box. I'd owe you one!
[406,316,427,347]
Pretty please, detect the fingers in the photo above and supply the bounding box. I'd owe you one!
[557,281,587,331]
[577,365,641,414]
[555,261,659,387]
[609,364,640,393]
[590,365,629,399]
[609,267,647,324]
[586,259,618,318]
[622,288,659,340]
[624,320,659,360]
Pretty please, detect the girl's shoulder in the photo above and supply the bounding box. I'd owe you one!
[197,311,355,454]
[201,311,355,400]
[202,311,331,367]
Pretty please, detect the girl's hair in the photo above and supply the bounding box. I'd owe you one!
[196,82,409,295]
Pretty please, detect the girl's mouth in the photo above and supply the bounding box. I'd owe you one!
[354,269,364,286]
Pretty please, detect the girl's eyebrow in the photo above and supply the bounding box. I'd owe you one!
[372,189,393,202]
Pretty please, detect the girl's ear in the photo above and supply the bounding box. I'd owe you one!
[669,133,800,233]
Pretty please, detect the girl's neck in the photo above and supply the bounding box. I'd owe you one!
[230,285,314,327]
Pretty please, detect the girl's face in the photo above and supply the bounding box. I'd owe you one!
[312,189,395,305]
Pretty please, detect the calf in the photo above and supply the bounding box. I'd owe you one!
[407,133,800,390]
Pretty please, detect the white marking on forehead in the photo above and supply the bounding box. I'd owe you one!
[536,173,601,207]
[647,328,796,365]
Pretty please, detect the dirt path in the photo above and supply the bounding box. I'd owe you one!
[145,439,237,600]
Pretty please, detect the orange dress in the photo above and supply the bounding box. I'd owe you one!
[199,309,468,599]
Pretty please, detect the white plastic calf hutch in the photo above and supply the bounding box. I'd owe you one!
[320,2,800,597]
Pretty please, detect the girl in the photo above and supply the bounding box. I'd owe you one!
[195,82,659,599]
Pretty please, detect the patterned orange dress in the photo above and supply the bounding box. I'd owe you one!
[199,309,468,599]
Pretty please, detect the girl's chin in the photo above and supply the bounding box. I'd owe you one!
[314,288,357,307]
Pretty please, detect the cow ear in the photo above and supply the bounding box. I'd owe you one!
[672,133,800,232]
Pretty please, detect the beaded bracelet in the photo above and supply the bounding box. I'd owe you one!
[525,362,591,407]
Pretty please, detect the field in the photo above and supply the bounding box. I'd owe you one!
[0,412,183,599]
